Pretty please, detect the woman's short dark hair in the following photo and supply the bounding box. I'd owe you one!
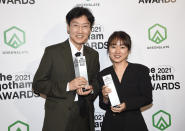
[66,6,95,27]
[107,31,132,52]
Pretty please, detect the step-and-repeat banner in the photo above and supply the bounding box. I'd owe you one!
[0,0,184,131]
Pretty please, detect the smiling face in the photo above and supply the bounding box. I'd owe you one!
[67,15,91,49]
[109,39,129,64]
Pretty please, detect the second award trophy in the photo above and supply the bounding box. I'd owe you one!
[103,74,120,107]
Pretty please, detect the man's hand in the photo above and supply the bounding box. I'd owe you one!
[76,85,93,96]
[69,77,87,91]
[40,93,47,99]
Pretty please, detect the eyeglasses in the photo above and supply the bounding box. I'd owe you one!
[70,23,90,30]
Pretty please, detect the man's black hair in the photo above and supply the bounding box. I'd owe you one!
[66,6,95,27]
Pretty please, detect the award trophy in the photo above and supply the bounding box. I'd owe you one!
[74,56,89,92]
[103,74,120,107]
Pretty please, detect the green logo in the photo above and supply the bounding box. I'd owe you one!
[4,26,26,49]
[152,110,171,131]
[8,120,29,131]
[148,24,167,44]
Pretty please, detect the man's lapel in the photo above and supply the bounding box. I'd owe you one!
[60,40,75,79]
[60,43,91,80]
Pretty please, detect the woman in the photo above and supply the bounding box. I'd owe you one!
[98,31,153,131]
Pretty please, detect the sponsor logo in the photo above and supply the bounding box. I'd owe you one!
[147,24,169,50]
[148,24,167,44]
[152,110,171,130]
[76,0,100,7]
[4,26,26,49]
[8,120,29,131]
[1,26,29,55]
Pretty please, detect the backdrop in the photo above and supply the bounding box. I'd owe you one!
[0,0,184,131]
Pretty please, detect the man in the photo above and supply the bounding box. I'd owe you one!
[32,7,100,131]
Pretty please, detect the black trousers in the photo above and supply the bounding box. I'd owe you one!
[65,102,90,131]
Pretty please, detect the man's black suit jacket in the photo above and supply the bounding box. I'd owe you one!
[32,39,100,131]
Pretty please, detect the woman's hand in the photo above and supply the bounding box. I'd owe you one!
[102,85,111,97]
[111,102,126,113]
[102,85,111,103]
